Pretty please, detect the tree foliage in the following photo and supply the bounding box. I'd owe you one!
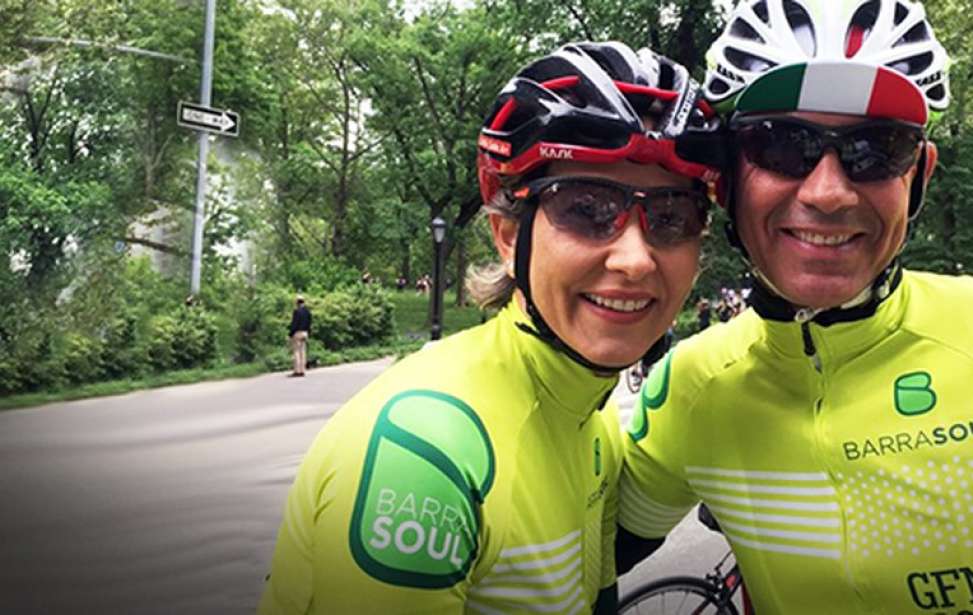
[0,0,972,394]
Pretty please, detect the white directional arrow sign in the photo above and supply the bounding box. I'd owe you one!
[177,101,240,137]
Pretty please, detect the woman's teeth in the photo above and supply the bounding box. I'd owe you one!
[584,294,651,313]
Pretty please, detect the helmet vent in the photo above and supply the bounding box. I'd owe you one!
[894,2,909,25]
[784,0,816,57]
[726,47,776,73]
[708,77,731,96]
[557,87,586,108]
[895,21,930,47]
[504,104,539,132]
[850,0,880,29]
[888,51,933,76]
[752,0,770,24]
[730,18,764,43]
[927,84,946,103]
[847,1,880,58]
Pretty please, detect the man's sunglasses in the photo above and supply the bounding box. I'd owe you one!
[730,116,925,182]
[511,177,709,246]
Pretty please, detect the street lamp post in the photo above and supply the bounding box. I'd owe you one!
[430,217,447,341]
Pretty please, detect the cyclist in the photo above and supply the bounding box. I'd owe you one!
[616,1,971,613]
[257,42,719,614]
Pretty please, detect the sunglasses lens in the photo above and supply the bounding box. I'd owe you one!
[539,181,628,240]
[737,121,820,178]
[736,119,922,182]
[539,179,707,244]
[840,124,922,181]
[642,191,709,246]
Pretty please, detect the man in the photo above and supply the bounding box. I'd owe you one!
[617,1,970,613]
[695,297,711,331]
[288,295,311,377]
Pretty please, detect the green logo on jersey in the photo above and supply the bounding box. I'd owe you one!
[894,372,937,416]
[349,390,495,588]
[594,437,602,476]
[628,351,673,442]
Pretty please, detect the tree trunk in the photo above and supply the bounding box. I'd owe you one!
[400,244,412,283]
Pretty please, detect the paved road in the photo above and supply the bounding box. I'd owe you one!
[0,358,727,614]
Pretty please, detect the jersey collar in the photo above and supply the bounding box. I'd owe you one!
[762,271,908,364]
[501,300,618,420]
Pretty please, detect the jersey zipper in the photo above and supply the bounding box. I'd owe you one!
[795,309,822,372]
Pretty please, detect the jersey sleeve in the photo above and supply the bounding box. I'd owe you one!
[619,351,698,539]
[258,389,496,614]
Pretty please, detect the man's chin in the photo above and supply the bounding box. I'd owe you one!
[777,278,871,311]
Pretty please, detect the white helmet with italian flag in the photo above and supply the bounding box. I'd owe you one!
[703,0,950,124]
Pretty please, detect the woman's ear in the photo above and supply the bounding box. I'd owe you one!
[923,141,938,185]
[489,213,518,276]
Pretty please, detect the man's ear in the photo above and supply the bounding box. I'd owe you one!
[923,141,938,185]
[489,213,518,276]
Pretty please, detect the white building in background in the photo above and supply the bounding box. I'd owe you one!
[127,136,256,282]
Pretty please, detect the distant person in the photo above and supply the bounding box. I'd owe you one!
[258,42,719,614]
[360,270,372,285]
[696,297,711,331]
[287,295,312,378]
[716,298,734,322]
[396,276,407,292]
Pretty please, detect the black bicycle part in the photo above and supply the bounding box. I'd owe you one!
[619,575,739,614]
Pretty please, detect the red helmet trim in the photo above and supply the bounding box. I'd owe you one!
[487,134,718,182]
[615,82,678,101]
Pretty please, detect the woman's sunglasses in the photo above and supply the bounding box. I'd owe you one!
[511,177,710,246]
[730,116,925,182]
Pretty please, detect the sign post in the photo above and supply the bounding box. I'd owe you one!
[187,0,217,297]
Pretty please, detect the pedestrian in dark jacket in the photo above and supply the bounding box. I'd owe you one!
[288,295,312,377]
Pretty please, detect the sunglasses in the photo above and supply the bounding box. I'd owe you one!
[730,116,925,182]
[512,176,709,246]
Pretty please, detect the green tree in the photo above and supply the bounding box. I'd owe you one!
[356,2,527,305]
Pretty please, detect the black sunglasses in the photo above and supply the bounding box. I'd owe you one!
[730,116,925,182]
[512,176,710,246]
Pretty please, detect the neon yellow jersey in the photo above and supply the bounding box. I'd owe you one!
[621,271,973,615]
[259,301,623,614]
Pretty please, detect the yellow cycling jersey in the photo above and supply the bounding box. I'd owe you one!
[621,271,973,615]
[259,301,623,614]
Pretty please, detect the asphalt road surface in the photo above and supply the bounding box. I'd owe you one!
[0,358,728,614]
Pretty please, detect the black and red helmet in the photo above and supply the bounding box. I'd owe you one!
[477,41,721,205]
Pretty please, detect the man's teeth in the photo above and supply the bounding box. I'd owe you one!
[585,294,651,313]
[792,230,853,246]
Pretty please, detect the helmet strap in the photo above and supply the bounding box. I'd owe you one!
[512,203,646,374]
[908,142,928,219]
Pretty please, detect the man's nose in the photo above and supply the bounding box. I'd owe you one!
[795,149,861,214]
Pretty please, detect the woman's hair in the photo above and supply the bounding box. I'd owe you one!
[465,190,524,310]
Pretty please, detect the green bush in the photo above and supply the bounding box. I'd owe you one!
[233,284,293,363]
[62,333,106,385]
[312,284,394,349]
[0,331,63,394]
[99,311,146,379]
[146,308,219,372]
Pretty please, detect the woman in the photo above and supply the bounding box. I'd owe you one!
[258,41,718,615]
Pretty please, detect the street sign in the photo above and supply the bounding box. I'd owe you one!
[177,101,240,137]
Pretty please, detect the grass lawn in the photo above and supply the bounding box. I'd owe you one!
[390,290,490,339]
